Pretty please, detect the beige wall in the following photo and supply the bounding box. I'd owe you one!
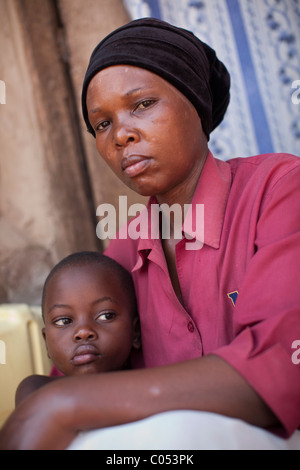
[0,0,145,305]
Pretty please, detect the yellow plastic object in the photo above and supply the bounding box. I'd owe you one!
[0,304,52,427]
[30,306,52,376]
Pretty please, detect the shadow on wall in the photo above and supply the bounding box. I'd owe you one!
[0,217,53,305]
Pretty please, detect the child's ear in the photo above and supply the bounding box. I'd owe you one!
[132,316,141,350]
[42,327,51,359]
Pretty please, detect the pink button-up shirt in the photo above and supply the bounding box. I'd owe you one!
[105,151,300,436]
[106,154,300,435]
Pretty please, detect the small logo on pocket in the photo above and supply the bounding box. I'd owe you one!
[227,291,239,307]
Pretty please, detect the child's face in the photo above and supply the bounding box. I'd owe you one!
[42,265,139,376]
[86,65,207,199]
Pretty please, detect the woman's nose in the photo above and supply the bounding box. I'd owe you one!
[113,120,140,148]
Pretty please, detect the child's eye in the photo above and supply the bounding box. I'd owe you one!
[97,311,116,322]
[53,318,72,327]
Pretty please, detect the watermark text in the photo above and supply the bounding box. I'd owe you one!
[96,196,204,251]
[291,340,300,365]
[106,453,194,466]
[0,80,6,104]
[0,340,6,365]
[291,80,300,105]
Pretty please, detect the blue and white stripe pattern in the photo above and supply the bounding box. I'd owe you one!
[123,0,300,160]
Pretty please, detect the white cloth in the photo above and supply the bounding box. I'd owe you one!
[67,411,300,450]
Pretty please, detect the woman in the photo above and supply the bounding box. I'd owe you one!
[1,18,299,450]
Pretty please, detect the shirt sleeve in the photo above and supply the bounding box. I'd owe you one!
[215,161,300,437]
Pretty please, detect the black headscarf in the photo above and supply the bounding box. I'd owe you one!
[82,18,230,140]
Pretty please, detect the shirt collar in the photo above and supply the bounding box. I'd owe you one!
[183,151,232,249]
[132,151,232,270]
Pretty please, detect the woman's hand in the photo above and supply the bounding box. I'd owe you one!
[0,378,77,450]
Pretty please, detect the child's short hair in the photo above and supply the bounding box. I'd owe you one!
[42,251,137,319]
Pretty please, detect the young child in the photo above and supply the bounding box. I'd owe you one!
[15,251,140,405]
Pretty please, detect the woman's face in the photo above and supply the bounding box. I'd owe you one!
[86,65,208,201]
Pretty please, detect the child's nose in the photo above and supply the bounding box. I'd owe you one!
[74,324,97,342]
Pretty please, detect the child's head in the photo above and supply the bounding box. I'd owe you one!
[41,252,140,376]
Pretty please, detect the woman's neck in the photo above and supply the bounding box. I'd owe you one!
[156,147,208,237]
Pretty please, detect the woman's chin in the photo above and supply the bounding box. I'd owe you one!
[126,179,159,198]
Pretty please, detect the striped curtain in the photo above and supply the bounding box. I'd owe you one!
[123,0,300,160]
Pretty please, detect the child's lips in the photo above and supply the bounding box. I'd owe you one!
[71,345,101,366]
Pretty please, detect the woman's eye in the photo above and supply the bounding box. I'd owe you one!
[136,99,155,111]
[53,318,72,327]
[95,120,110,132]
[97,312,116,322]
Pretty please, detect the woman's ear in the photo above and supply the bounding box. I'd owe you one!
[132,316,141,350]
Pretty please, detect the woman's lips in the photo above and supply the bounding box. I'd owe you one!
[71,345,101,366]
[121,156,151,178]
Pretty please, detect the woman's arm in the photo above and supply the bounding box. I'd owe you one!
[0,354,278,450]
[15,375,61,407]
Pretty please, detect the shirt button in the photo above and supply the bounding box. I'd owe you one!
[187,321,195,333]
